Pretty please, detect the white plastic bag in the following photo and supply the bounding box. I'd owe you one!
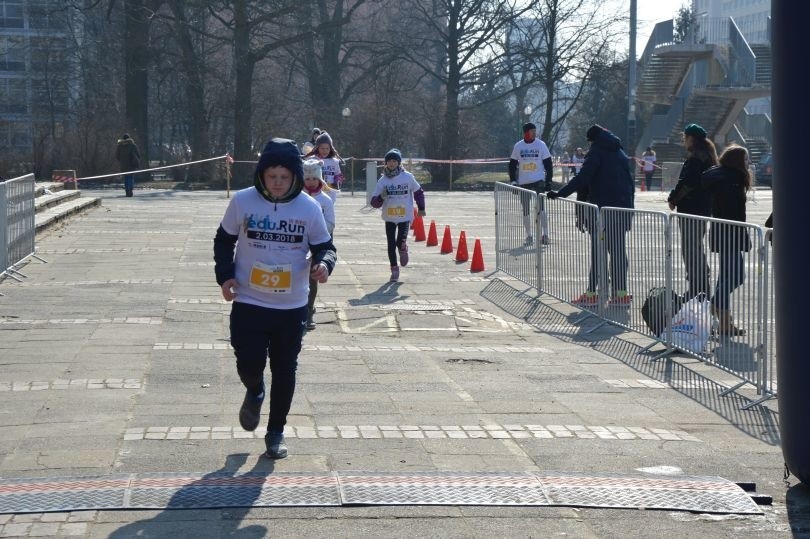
[667,297,715,353]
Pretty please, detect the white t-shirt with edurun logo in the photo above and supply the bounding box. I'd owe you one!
[372,170,422,223]
[320,157,342,188]
[220,188,332,309]
[510,138,552,185]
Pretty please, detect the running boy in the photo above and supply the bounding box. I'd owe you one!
[213,138,337,459]
[370,149,426,282]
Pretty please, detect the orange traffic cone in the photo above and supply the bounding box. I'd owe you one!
[426,220,438,246]
[440,225,454,254]
[470,239,485,272]
[410,208,417,229]
[455,231,469,262]
[413,213,426,242]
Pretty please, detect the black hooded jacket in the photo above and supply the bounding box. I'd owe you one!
[556,129,634,210]
[667,149,714,216]
[213,138,337,286]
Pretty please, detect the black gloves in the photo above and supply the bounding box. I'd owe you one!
[546,191,559,200]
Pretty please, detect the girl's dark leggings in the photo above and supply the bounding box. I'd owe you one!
[385,221,409,267]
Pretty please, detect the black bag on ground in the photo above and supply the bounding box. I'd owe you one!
[641,287,685,337]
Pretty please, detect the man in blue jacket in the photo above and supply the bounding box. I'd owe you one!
[547,125,635,306]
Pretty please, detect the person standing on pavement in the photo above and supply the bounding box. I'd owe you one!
[701,144,752,336]
[560,151,571,183]
[572,147,586,177]
[370,148,426,282]
[667,123,717,300]
[213,138,337,459]
[641,146,657,189]
[302,158,336,331]
[115,133,140,197]
[546,124,635,306]
[508,122,554,245]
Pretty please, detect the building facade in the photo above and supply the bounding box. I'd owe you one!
[0,0,70,166]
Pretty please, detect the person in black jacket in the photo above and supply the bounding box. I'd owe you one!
[765,212,773,244]
[547,124,635,305]
[702,144,752,336]
[667,123,717,300]
[115,134,140,197]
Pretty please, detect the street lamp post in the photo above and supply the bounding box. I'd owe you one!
[628,0,637,157]
[520,104,533,136]
[341,107,353,193]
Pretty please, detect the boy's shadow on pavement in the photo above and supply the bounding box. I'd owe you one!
[108,453,270,538]
[348,281,406,306]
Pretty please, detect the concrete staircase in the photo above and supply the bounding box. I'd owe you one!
[34,182,101,232]
[745,137,770,165]
[637,46,714,104]
[750,44,772,85]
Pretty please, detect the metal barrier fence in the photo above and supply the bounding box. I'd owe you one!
[494,184,541,288]
[540,193,599,314]
[493,182,775,408]
[0,174,36,279]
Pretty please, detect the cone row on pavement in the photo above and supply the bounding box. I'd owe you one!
[455,231,469,262]
[426,220,438,246]
[440,225,454,254]
[413,213,426,242]
[470,238,485,272]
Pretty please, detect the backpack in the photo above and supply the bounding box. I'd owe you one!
[641,287,685,337]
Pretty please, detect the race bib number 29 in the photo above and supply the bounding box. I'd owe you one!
[249,262,292,294]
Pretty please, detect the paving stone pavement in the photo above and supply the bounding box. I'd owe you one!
[1,187,807,537]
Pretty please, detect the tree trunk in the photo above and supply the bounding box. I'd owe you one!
[124,0,150,163]
[436,5,461,189]
[541,5,557,145]
[169,2,212,182]
[232,0,256,186]
[169,2,210,161]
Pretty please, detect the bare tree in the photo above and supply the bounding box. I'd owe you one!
[398,0,531,184]
[567,51,629,144]
[291,0,396,152]
[206,0,312,170]
[107,0,162,163]
[506,0,625,149]
[163,2,213,161]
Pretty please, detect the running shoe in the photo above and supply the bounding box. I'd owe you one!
[399,241,409,267]
[264,432,288,459]
[238,384,264,432]
[572,292,599,306]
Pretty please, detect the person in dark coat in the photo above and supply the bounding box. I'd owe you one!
[765,212,773,244]
[115,133,141,197]
[547,124,635,305]
[667,123,718,300]
[701,144,752,336]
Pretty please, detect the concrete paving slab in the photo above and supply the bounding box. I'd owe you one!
[0,188,799,536]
